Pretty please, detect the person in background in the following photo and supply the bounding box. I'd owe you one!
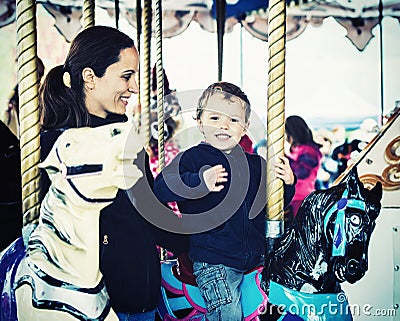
[0,57,45,251]
[4,57,45,138]
[0,120,22,250]
[314,128,339,189]
[238,133,254,153]
[349,118,379,144]
[39,25,188,321]
[148,65,181,181]
[285,115,322,218]
[346,118,380,166]
[331,138,363,177]
[149,66,182,259]
[154,82,296,321]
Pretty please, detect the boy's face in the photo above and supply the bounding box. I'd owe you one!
[198,93,248,153]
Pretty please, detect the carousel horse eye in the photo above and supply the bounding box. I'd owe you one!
[65,143,71,148]
[350,214,361,226]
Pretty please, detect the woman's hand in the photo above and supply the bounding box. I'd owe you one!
[202,164,228,192]
[275,156,295,185]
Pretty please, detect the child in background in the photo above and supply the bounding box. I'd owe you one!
[154,82,296,321]
[148,65,182,218]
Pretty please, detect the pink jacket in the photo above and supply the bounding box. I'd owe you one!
[150,141,181,217]
[287,144,322,202]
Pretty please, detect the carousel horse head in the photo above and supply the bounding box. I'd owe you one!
[320,168,382,284]
[0,122,144,321]
[265,167,382,321]
[41,122,143,205]
[269,167,382,294]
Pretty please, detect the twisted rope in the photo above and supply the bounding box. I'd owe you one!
[154,0,168,261]
[140,0,152,146]
[83,0,95,29]
[135,0,142,128]
[266,0,286,238]
[155,0,165,173]
[16,0,40,237]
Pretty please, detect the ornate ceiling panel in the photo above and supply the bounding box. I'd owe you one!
[1,0,399,50]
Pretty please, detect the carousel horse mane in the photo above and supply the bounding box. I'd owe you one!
[0,122,143,321]
[263,167,382,321]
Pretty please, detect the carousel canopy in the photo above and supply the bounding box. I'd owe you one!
[1,0,399,51]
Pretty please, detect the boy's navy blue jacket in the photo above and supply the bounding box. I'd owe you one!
[154,142,295,271]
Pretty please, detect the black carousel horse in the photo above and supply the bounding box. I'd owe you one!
[263,167,382,321]
[158,168,382,321]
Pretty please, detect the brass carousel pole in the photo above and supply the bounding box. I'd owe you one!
[16,0,40,242]
[154,0,168,261]
[265,0,286,245]
[140,0,152,146]
[83,0,95,29]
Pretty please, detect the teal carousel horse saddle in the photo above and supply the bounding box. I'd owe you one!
[158,256,267,321]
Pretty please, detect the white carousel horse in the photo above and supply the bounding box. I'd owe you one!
[0,122,143,321]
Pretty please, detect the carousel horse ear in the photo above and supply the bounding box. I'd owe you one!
[370,181,383,202]
[346,167,365,200]
[346,166,382,221]
[38,140,68,180]
[365,181,382,221]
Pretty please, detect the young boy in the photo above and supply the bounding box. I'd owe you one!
[154,82,296,321]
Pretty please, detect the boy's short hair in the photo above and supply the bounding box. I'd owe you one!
[196,82,251,123]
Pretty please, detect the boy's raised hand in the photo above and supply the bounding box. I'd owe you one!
[203,164,228,192]
[274,156,295,185]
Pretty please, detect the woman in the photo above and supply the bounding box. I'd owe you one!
[39,25,188,321]
[285,115,322,219]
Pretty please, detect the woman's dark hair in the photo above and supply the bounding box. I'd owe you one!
[285,115,320,150]
[40,26,135,130]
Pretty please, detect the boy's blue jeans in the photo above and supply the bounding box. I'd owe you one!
[193,261,244,321]
[117,309,156,321]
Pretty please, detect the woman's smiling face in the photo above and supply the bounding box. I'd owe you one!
[87,47,139,118]
[198,92,248,153]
